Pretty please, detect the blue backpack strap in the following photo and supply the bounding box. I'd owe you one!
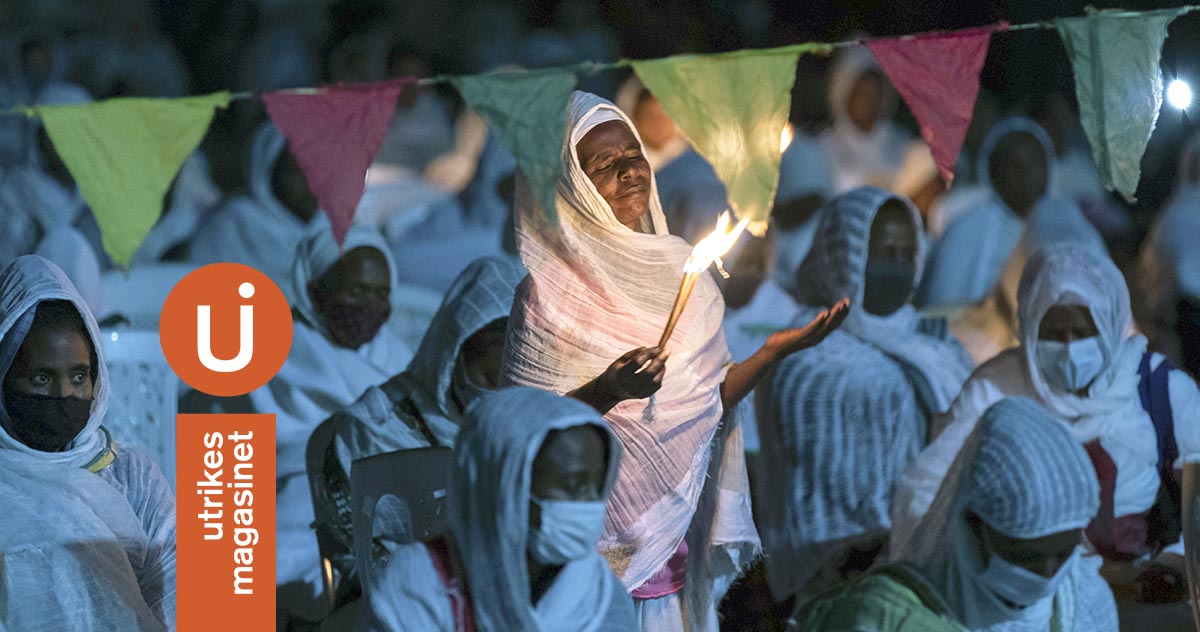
[1138,353,1179,480]
[1139,352,1183,551]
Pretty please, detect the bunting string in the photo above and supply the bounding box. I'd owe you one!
[7,5,1200,265]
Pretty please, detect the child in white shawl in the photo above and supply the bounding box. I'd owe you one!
[893,243,1200,602]
[756,187,973,606]
[0,255,175,629]
[263,224,413,623]
[366,387,636,631]
[501,90,846,631]
[797,397,1116,631]
[310,256,525,603]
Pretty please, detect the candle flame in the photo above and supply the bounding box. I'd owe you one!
[683,211,750,274]
[780,122,795,153]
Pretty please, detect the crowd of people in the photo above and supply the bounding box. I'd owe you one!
[2,3,1200,632]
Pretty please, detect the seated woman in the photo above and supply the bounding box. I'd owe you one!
[365,387,636,631]
[262,224,414,623]
[189,122,329,296]
[502,91,847,631]
[311,256,525,602]
[916,117,1102,310]
[756,188,973,608]
[0,255,175,628]
[794,397,1115,631]
[893,243,1200,603]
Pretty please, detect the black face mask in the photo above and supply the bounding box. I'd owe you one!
[862,259,916,316]
[5,392,92,452]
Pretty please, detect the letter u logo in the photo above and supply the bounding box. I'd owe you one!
[197,282,256,373]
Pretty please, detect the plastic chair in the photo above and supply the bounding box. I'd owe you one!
[352,447,452,594]
[100,329,178,487]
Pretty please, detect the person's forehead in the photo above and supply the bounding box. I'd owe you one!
[578,120,638,153]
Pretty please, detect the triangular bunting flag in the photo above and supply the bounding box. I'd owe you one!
[1057,8,1185,202]
[34,92,230,267]
[867,23,1002,186]
[633,45,822,234]
[263,79,410,245]
[451,70,577,221]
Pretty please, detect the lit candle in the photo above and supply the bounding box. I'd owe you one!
[657,211,750,349]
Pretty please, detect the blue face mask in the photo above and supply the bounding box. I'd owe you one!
[1035,337,1105,392]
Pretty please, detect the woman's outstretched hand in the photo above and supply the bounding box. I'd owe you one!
[570,346,669,414]
[764,298,851,358]
[719,298,850,410]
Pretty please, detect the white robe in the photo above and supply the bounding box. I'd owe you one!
[0,255,176,629]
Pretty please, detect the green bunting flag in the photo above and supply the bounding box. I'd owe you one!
[452,70,577,221]
[1057,8,1185,202]
[34,92,231,267]
[633,45,824,234]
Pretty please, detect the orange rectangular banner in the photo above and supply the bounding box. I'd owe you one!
[177,414,275,631]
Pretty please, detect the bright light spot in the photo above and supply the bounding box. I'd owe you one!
[780,123,795,153]
[1169,79,1192,110]
[110,332,119,342]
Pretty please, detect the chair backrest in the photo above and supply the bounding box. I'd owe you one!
[351,447,453,592]
[99,263,197,329]
[388,284,444,352]
[100,329,178,487]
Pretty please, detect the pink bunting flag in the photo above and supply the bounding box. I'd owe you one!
[263,78,412,245]
[867,23,1004,186]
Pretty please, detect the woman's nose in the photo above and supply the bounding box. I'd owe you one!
[50,380,70,398]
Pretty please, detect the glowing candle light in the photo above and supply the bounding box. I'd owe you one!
[657,211,750,348]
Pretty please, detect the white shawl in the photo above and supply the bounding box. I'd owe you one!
[189,122,329,297]
[897,397,1115,632]
[501,91,758,621]
[365,387,635,632]
[892,243,1177,553]
[755,188,972,600]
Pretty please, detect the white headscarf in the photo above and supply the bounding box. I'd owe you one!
[820,45,909,193]
[892,243,1153,553]
[332,256,526,462]
[898,397,1113,632]
[794,187,973,412]
[189,122,329,294]
[365,387,635,632]
[502,91,758,614]
[290,223,398,340]
[451,387,629,631]
[755,188,972,600]
[0,255,111,469]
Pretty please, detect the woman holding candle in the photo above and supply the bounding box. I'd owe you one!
[501,90,847,632]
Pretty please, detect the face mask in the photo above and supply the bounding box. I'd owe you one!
[528,498,607,565]
[318,300,390,350]
[451,359,492,411]
[4,392,92,452]
[862,259,915,316]
[1035,337,1105,392]
[976,549,1074,609]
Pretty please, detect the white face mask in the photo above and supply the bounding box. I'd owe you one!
[528,498,607,565]
[976,549,1075,609]
[1035,337,1105,392]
